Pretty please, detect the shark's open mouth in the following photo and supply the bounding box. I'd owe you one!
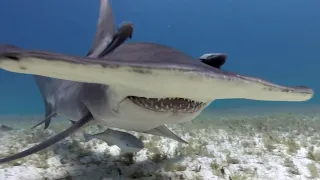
[127,96,205,113]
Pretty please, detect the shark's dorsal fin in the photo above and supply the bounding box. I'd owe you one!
[87,0,115,57]
[144,125,188,144]
[199,53,227,69]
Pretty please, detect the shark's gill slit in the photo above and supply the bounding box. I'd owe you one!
[127,96,205,113]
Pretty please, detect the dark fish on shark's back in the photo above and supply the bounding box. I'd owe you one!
[199,53,227,69]
[96,22,135,58]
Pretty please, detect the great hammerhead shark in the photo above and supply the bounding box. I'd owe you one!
[0,0,314,164]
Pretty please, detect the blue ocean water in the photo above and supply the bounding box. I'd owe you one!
[0,0,319,114]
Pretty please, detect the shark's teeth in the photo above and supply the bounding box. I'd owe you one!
[127,96,205,113]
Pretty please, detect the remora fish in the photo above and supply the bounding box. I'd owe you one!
[69,119,144,153]
[0,0,314,164]
[83,129,144,153]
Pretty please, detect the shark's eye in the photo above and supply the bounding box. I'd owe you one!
[126,143,129,146]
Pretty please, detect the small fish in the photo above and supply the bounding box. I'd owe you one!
[83,129,144,153]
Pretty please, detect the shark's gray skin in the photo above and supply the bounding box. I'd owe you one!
[30,0,187,144]
[31,0,188,144]
[29,0,211,144]
[0,0,314,164]
[31,22,135,130]
[31,51,225,131]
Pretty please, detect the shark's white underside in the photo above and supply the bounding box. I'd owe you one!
[0,56,313,102]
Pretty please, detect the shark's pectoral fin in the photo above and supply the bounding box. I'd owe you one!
[144,125,188,144]
[30,112,57,130]
[43,104,54,129]
[98,22,134,57]
[32,79,56,130]
[199,53,227,69]
[0,113,93,164]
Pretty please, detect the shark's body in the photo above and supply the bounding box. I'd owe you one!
[30,0,187,143]
[32,1,134,130]
[0,0,314,164]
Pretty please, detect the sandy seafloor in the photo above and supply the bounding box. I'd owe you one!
[0,106,320,180]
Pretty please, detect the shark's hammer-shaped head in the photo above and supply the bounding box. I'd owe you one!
[0,43,313,133]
